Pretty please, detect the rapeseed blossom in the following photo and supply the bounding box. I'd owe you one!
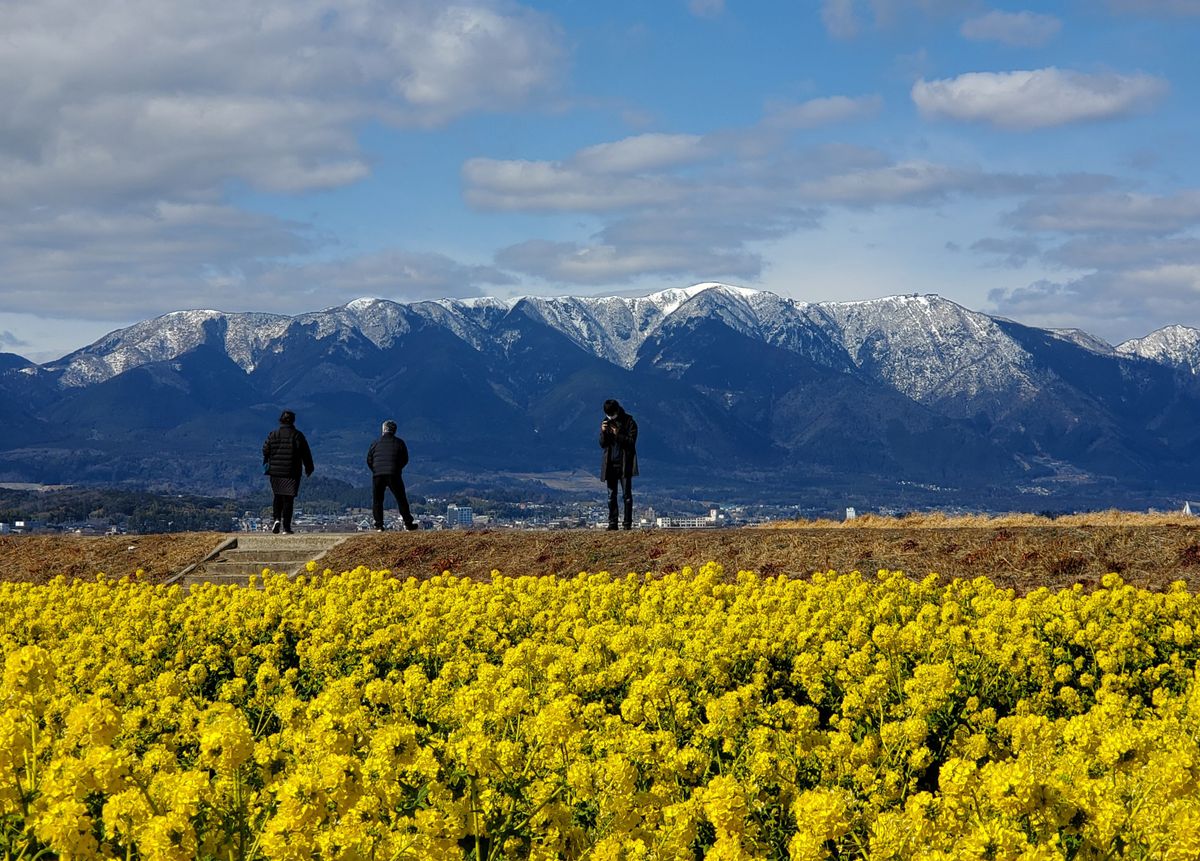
[3,564,1200,858]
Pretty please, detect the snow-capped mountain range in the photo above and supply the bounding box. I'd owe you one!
[3,283,1200,506]
[42,282,1200,395]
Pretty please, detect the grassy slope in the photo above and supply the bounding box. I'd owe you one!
[4,519,1200,592]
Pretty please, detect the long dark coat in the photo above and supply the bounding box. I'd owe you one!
[599,410,639,480]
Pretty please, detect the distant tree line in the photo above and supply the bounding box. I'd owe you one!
[0,488,240,532]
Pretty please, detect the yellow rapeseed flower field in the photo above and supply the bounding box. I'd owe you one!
[4,563,1200,860]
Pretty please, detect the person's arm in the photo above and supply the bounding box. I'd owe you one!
[617,418,637,450]
[397,438,409,472]
[367,441,376,471]
[600,420,613,448]
[300,433,315,476]
[262,433,272,465]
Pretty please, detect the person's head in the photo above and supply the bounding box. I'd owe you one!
[279,410,296,426]
[382,420,397,435]
[603,399,621,419]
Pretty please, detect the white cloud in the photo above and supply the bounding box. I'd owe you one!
[1008,190,1200,234]
[797,160,1023,204]
[0,331,29,349]
[987,186,1200,337]
[0,0,567,320]
[970,237,1042,267]
[573,134,710,174]
[495,239,761,285]
[912,68,1167,129]
[0,0,564,207]
[960,10,1062,46]
[990,265,1200,341]
[0,203,512,319]
[462,102,1045,286]
[766,95,883,128]
[0,204,312,318]
[821,0,971,37]
[1047,236,1200,269]
[821,0,861,38]
[462,159,686,211]
[688,0,725,17]
[253,251,514,301]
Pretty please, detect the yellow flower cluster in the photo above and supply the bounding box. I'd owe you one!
[4,564,1200,859]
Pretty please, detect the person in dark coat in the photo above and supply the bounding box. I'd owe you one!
[367,420,418,531]
[262,410,314,534]
[599,398,638,530]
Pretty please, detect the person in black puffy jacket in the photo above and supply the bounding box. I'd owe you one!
[262,410,314,534]
[367,420,417,531]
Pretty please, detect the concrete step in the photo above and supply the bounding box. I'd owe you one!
[200,561,312,577]
[233,534,348,552]
[169,533,352,587]
[217,548,328,563]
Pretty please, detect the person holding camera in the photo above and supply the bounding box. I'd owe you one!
[599,398,638,530]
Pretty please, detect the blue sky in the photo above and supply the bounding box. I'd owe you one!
[1,0,1199,360]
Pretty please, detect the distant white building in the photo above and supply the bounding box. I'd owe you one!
[656,508,722,529]
[446,505,474,528]
[1185,501,1198,516]
[0,522,9,534]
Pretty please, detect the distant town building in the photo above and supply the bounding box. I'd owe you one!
[446,505,474,528]
[0,522,9,534]
[1185,501,1198,516]
[845,507,857,520]
[655,509,722,529]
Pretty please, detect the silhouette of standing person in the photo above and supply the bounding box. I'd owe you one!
[262,409,314,534]
[367,420,418,531]
[599,398,638,530]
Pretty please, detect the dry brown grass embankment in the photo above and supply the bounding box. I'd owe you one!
[765,510,1200,529]
[0,533,224,585]
[5,519,1200,593]
[320,524,1200,593]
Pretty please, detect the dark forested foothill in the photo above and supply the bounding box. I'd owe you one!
[0,487,241,533]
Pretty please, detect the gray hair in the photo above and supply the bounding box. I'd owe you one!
[382,420,397,434]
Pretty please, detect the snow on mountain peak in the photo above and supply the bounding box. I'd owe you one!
[1118,324,1200,374]
[39,284,1200,407]
[1049,329,1115,355]
[643,282,758,316]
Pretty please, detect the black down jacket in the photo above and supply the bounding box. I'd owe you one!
[367,432,409,477]
[263,425,315,479]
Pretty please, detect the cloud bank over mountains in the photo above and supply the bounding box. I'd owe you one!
[0,0,562,318]
[1,0,1198,358]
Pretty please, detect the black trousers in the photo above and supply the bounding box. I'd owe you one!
[271,495,295,531]
[607,474,633,528]
[373,474,414,528]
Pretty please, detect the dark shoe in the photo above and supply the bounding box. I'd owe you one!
[607,524,619,531]
[271,520,281,534]
[623,524,632,530]
[405,522,419,531]
[374,525,386,532]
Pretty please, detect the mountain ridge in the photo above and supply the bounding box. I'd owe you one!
[46,283,1195,387]
[5,283,1200,508]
